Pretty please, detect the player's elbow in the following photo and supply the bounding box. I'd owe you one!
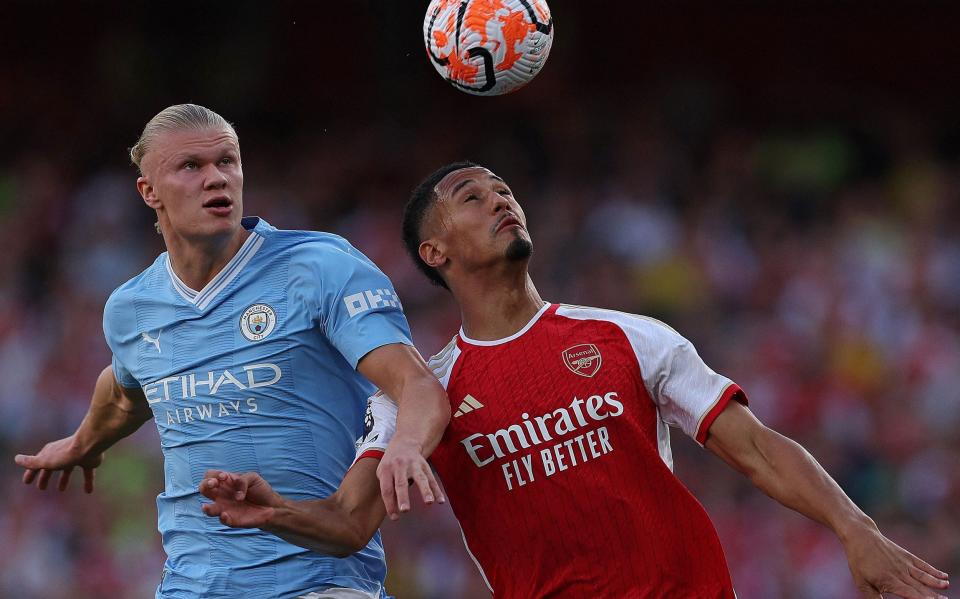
[414,373,451,413]
[329,524,374,558]
[423,376,452,426]
[322,500,378,558]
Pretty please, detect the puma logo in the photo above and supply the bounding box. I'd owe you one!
[141,330,161,354]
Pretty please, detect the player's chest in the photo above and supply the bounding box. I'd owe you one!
[450,322,645,408]
[435,340,661,497]
[439,332,654,462]
[131,283,309,385]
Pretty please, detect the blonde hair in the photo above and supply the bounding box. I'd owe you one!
[129,104,237,173]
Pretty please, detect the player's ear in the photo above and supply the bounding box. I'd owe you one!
[419,238,447,269]
[137,176,160,209]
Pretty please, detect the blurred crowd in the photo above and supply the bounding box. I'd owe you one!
[2,3,959,598]
[2,97,958,598]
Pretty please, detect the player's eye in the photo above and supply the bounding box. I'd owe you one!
[182,161,197,170]
[497,188,512,196]
[464,194,478,202]
[219,157,233,166]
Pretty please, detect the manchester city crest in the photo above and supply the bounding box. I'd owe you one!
[240,303,277,342]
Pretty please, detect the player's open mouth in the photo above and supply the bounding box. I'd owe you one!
[203,197,233,216]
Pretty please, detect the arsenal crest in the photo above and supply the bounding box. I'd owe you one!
[562,344,602,378]
[240,303,277,342]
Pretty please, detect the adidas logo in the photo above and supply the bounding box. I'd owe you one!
[454,394,484,417]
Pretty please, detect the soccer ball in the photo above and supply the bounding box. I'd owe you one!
[423,0,554,96]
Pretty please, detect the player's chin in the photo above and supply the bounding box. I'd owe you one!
[196,211,241,234]
[505,236,533,261]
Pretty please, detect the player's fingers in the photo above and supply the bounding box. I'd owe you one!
[379,469,399,520]
[217,472,244,497]
[220,511,252,528]
[203,469,225,482]
[213,472,236,495]
[37,469,52,490]
[912,557,949,581]
[884,576,946,599]
[82,467,95,494]
[231,473,252,501]
[411,469,433,504]
[199,478,219,498]
[202,503,222,517]
[14,454,37,469]
[23,468,37,485]
[427,468,445,504]
[411,466,434,505]
[58,467,73,492]
[394,467,412,514]
[910,565,951,590]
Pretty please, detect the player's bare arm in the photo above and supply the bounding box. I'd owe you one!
[705,401,950,599]
[14,365,152,493]
[356,342,450,520]
[200,458,386,557]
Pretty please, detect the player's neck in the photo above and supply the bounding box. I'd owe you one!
[456,271,545,342]
[164,227,251,291]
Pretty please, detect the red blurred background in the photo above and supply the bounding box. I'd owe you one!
[1,2,958,597]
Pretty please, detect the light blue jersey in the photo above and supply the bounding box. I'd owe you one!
[102,217,411,599]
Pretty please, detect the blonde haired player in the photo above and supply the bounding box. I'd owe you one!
[15,105,450,599]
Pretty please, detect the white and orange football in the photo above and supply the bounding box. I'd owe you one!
[423,0,554,96]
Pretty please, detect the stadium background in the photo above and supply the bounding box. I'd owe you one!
[1,1,958,597]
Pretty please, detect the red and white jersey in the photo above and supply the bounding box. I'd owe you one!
[358,303,745,598]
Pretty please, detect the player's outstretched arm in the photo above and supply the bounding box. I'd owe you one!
[357,343,450,520]
[200,458,386,557]
[704,401,950,599]
[14,365,152,493]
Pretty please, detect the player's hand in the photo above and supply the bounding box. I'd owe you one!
[843,525,949,598]
[14,435,103,493]
[376,436,444,521]
[199,470,283,528]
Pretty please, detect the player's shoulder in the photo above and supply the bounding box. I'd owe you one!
[553,303,683,340]
[426,336,461,383]
[272,227,369,266]
[103,254,167,334]
[105,254,167,307]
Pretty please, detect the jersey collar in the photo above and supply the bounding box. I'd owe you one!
[458,302,553,347]
[165,219,266,310]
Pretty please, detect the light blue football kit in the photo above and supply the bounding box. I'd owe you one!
[102,217,411,599]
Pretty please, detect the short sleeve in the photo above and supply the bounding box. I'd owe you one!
[300,239,413,368]
[102,290,140,389]
[616,315,746,445]
[111,354,139,389]
[353,392,398,464]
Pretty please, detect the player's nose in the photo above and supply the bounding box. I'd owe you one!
[202,163,229,189]
[490,191,509,213]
